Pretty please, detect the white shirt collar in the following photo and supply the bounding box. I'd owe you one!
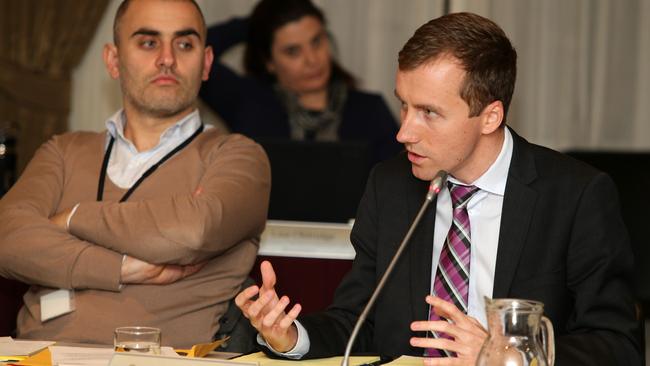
[448,127,514,196]
[104,109,202,152]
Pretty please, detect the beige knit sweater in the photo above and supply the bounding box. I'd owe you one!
[0,128,270,347]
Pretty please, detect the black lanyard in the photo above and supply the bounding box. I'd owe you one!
[97,124,204,202]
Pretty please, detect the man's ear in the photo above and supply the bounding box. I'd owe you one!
[202,46,214,81]
[103,43,120,80]
[480,100,504,134]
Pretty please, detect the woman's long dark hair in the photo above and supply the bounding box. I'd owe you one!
[244,0,356,88]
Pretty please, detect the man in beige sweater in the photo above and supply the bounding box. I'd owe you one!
[0,0,270,347]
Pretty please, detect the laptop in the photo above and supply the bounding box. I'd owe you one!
[258,138,371,223]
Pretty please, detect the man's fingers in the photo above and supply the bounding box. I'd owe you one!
[181,263,203,278]
[235,285,259,309]
[260,261,277,291]
[426,296,466,324]
[278,303,302,329]
[412,320,456,336]
[247,290,274,319]
[261,295,291,328]
[410,336,461,353]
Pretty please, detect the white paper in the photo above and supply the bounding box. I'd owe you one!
[109,352,256,366]
[50,346,179,366]
[0,337,55,356]
[50,346,114,366]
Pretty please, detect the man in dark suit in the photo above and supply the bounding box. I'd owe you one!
[235,12,642,365]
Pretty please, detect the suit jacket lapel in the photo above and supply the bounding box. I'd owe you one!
[493,130,538,298]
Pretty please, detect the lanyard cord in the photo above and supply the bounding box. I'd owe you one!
[97,124,204,202]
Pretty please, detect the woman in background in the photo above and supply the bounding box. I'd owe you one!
[199,0,401,165]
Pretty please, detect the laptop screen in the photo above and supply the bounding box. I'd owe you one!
[258,139,371,223]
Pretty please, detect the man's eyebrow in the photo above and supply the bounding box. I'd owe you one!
[175,28,202,40]
[415,103,442,113]
[131,28,160,38]
[394,89,445,116]
[129,28,202,40]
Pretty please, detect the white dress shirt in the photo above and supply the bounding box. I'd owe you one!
[431,128,513,327]
[263,128,514,357]
[105,109,204,188]
[67,109,205,228]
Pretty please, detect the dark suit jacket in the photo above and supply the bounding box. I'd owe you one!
[298,130,642,365]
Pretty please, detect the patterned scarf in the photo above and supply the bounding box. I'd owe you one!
[274,78,348,141]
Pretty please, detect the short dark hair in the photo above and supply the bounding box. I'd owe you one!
[113,0,207,46]
[399,12,517,122]
[244,0,355,88]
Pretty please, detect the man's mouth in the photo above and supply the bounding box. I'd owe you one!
[407,150,425,163]
[152,75,179,85]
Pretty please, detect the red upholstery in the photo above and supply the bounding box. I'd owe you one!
[250,256,353,314]
[0,278,27,336]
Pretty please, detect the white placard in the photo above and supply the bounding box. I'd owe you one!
[51,346,179,366]
[259,220,355,259]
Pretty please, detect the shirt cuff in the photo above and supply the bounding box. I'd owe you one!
[256,319,310,359]
[118,254,127,290]
[66,203,80,230]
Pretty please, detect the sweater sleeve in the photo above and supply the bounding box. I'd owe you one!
[0,136,123,291]
[68,134,271,265]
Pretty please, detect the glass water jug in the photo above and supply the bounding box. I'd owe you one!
[476,298,555,366]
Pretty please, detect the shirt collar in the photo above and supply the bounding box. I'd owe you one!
[104,109,202,151]
[448,127,514,196]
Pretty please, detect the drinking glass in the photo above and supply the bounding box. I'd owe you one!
[114,326,161,355]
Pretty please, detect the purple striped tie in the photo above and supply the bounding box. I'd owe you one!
[425,183,479,358]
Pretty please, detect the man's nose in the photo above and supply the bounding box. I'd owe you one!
[157,43,176,69]
[396,111,416,144]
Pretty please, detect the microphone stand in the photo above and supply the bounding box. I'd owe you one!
[340,171,448,366]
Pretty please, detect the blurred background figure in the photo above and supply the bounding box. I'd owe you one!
[199,0,402,167]
[0,121,17,198]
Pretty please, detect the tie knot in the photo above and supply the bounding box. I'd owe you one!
[448,182,479,209]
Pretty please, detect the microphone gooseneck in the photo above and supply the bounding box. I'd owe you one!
[340,170,448,366]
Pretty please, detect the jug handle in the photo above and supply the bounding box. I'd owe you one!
[540,316,555,366]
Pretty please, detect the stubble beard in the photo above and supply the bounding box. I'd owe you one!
[120,67,198,119]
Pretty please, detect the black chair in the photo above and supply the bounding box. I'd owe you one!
[566,151,649,361]
[214,277,257,354]
[566,151,650,312]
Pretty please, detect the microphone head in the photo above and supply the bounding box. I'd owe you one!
[426,170,448,201]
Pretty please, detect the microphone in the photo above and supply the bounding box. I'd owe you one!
[340,170,448,366]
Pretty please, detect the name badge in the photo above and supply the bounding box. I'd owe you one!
[40,289,75,322]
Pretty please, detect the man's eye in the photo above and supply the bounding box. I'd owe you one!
[177,41,193,50]
[424,108,437,117]
[140,39,157,49]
